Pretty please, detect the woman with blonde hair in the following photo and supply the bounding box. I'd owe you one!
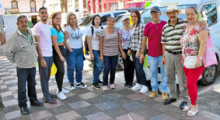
[64,13,87,91]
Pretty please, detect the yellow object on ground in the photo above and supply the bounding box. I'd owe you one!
[50,63,57,77]
[36,62,57,77]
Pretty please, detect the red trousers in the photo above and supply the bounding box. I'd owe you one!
[184,66,205,105]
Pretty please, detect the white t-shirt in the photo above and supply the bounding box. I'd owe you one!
[65,26,83,49]
[32,22,52,57]
[86,26,102,50]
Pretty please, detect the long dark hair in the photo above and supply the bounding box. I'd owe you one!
[92,15,102,26]
[131,11,141,27]
[51,13,63,32]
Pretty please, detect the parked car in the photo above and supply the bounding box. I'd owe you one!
[80,10,129,70]
[141,0,220,85]
[115,13,133,29]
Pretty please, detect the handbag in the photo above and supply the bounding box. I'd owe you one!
[202,35,218,67]
[184,56,197,69]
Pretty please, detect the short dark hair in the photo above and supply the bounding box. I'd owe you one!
[131,11,141,26]
[39,7,47,12]
[92,15,102,26]
[17,15,27,23]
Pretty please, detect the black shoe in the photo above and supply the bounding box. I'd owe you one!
[30,100,44,106]
[127,83,133,88]
[0,101,4,111]
[20,106,31,115]
[92,83,101,89]
[45,99,57,104]
[50,93,57,98]
[164,98,176,105]
[124,83,128,87]
[179,101,187,110]
[98,80,103,83]
[76,82,87,88]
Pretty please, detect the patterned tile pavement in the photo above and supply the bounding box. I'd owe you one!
[0,46,220,120]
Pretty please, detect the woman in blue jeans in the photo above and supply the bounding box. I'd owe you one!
[128,11,148,94]
[64,13,87,90]
[87,15,103,89]
[99,17,121,91]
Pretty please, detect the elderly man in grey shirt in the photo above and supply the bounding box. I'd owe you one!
[4,15,43,115]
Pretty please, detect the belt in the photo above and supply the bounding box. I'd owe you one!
[166,50,182,55]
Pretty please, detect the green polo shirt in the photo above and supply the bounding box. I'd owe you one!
[19,29,33,45]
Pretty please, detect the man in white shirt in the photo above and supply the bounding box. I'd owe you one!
[33,7,56,104]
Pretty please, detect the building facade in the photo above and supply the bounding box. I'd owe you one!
[1,0,45,14]
[1,0,45,26]
[87,0,130,14]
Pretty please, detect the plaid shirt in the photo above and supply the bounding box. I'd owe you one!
[129,23,145,52]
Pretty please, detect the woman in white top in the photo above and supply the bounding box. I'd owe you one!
[64,13,87,90]
[87,15,103,89]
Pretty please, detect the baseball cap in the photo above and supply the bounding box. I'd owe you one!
[122,15,130,21]
[150,6,161,13]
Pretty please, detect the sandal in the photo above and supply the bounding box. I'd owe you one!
[183,105,190,112]
[187,109,198,117]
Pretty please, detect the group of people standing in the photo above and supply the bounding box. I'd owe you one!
[3,4,208,117]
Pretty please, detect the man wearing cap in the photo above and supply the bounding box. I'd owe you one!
[140,6,168,100]
[161,5,187,108]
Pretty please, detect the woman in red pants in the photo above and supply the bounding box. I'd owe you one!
[180,7,208,116]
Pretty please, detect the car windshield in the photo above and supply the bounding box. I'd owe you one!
[141,4,197,24]
[115,15,126,28]
[79,15,94,26]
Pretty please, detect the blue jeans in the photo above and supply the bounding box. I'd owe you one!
[103,55,118,86]
[66,48,84,84]
[131,51,147,86]
[38,56,53,101]
[148,56,168,93]
[17,67,37,107]
[93,50,103,83]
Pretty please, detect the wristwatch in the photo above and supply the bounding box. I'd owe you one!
[197,56,202,60]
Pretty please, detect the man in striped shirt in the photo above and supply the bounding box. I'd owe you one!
[161,5,187,109]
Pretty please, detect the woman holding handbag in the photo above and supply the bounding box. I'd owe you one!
[180,7,208,117]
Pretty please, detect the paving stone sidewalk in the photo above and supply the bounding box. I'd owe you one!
[0,46,220,120]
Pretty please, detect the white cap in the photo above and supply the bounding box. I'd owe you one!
[122,15,130,21]
[164,4,181,15]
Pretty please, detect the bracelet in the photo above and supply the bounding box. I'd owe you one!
[197,56,202,60]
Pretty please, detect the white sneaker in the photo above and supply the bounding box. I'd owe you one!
[65,84,76,91]
[57,91,67,100]
[131,83,142,91]
[62,88,70,94]
[140,86,148,94]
